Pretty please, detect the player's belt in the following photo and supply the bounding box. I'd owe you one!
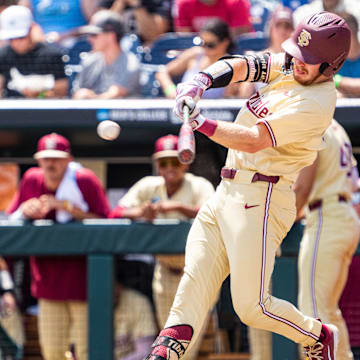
[221,167,279,184]
[308,195,347,211]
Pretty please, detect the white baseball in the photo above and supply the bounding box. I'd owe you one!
[97,120,121,141]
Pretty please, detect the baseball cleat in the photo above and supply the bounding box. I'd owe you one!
[304,323,338,360]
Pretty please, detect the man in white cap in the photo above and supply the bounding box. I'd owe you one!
[0,5,68,98]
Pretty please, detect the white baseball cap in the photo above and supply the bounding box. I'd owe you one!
[0,5,33,40]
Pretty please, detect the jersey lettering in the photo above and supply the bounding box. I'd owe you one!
[246,91,271,119]
[340,142,352,177]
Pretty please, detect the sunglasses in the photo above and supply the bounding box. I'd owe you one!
[158,158,181,168]
[201,40,220,49]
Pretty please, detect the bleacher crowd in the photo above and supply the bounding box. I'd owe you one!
[0,0,360,360]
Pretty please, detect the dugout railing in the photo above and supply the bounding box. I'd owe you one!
[0,219,311,360]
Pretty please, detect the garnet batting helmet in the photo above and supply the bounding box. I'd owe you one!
[282,12,351,77]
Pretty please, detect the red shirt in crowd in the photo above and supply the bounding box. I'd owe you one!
[8,167,110,301]
[174,0,253,33]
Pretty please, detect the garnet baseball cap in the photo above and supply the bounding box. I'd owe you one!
[153,135,179,160]
[79,10,125,38]
[0,5,33,40]
[34,133,71,159]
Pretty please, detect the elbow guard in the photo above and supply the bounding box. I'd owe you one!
[200,60,234,88]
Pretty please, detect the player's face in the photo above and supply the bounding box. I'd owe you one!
[38,157,72,183]
[293,58,324,85]
[157,157,188,185]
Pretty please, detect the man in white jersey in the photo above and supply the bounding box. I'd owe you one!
[294,119,360,360]
[144,12,351,360]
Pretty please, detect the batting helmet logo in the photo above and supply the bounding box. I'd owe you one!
[297,29,311,47]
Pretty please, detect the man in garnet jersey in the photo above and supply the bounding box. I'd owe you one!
[8,132,110,360]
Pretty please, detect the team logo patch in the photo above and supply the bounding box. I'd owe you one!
[45,137,57,150]
[297,29,312,47]
[163,138,175,150]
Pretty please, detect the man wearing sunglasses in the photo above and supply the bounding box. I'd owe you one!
[109,134,214,359]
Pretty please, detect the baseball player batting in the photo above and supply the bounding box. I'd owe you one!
[144,12,351,360]
[294,119,360,360]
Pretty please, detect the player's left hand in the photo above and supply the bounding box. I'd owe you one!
[174,73,211,119]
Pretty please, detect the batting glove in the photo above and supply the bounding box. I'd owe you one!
[174,98,206,131]
[174,73,212,118]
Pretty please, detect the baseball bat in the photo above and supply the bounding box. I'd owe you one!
[178,105,196,164]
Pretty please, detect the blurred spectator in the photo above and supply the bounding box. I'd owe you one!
[109,134,215,359]
[7,133,110,360]
[238,5,294,98]
[113,260,157,360]
[72,10,140,99]
[98,0,173,46]
[0,5,68,98]
[334,12,360,97]
[156,18,239,99]
[293,0,360,41]
[19,0,99,45]
[174,0,253,38]
[263,5,293,53]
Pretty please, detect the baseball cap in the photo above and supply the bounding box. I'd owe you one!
[270,6,293,27]
[0,5,33,40]
[34,133,71,159]
[153,135,179,160]
[79,10,125,38]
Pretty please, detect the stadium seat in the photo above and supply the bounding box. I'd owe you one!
[235,31,269,54]
[141,32,201,64]
[138,33,201,97]
[63,37,91,95]
[139,63,163,98]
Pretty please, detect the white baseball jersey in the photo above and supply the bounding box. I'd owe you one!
[226,53,336,182]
